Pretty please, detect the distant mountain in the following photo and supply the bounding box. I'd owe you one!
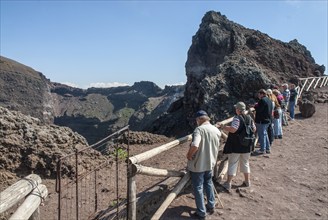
[0,56,184,144]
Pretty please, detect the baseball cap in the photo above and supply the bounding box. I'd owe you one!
[234,102,246,111]
[195,110,208,118]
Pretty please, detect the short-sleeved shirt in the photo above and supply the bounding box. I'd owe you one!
[231,115,256,131]
[187,122,221,173]
[282,89,290,102]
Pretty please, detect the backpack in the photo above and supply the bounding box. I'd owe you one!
[237,115,256,148]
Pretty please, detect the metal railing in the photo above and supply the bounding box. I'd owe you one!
[56,126,130,220]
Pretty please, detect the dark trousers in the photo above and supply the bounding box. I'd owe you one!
[267,123,274,145]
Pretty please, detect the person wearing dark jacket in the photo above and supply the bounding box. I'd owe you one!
[254,89,273,154]
[288,83,298,120]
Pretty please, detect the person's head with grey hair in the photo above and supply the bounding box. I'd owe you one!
[234,101,246,115]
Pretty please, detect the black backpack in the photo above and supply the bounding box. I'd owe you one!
[237,115,256,148]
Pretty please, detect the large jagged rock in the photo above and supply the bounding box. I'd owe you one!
[148,11,325,136]
[184,11,324,121]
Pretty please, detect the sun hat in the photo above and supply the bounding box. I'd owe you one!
[234,102,246,111]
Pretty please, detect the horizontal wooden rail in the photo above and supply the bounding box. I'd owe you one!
[129,135,192,164]
[132,164,186,177]
[9,184,48,220]
[298,76,328,80]
[0,174,41,213]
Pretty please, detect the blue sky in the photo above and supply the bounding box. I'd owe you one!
[1,0,327,89]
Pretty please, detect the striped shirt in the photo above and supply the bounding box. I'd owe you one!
[231,115,256,131]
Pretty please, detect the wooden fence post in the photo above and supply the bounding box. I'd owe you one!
[128,166,137,220]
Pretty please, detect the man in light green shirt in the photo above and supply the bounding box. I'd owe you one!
[187,110,221,219]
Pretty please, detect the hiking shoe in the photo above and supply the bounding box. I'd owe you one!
[222,182,231,191]
[190,211,206,219]
[206,207,214,215]
[242,181,251,187]
[251,150,265,156]
[205,205,214,215]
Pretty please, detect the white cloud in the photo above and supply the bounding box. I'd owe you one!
[164,82,186,87]
[88,82,129,88]
[61,82,80,88]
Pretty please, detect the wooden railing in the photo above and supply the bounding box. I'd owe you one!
[127,109,254,220]
[0,174,48,220]
[296,75,328,101]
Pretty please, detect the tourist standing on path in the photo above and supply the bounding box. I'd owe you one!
[281,83,290,126]
[187,110,221,219]
[266,89,275,145]
[272,89,283,139]
[253,89,273,154]
[289,83,298,120]
[217,102,256,191]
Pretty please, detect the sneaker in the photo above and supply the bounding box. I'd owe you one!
[266,150,271,154]
[190,211,206,219]
[222,182,231,191]
[253,150,265,155]
[278,135,282,139]
[251,150,264,156]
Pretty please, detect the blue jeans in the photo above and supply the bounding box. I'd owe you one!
[256,123,271,152]
[289,101,296,119]
[273,108,283,136]
[190,171,215,217]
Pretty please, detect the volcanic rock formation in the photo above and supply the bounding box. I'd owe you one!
[147,11,325,136]
[0,106,92,182]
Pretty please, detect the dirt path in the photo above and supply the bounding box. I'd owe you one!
[161,103,328,220]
